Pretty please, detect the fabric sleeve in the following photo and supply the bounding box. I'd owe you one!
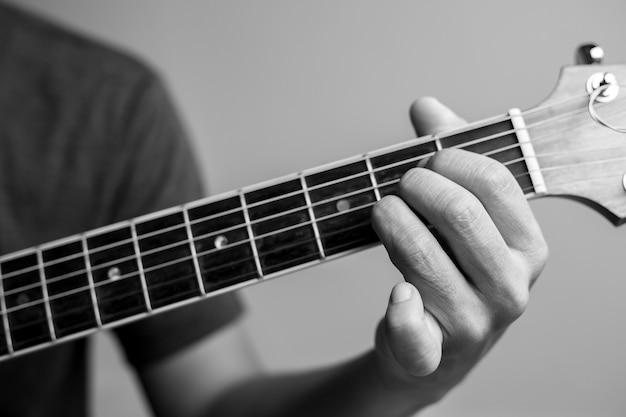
[107,69,243,368]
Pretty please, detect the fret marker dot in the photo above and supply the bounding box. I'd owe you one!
[108,267,122,281]
[336,199,351,212]
[17,293,29,305]
[214,235,228,249]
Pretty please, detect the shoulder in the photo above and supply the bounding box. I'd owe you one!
[0,2,159,99]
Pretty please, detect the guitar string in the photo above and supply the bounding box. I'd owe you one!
[2,85,616,278]
[20,144,608,340]
[0,87,613,282]
[1,89,625,321]
[2,160,622,336]
[0,90,623,309]
[0,85,620,342]
[7,159,620,332]
[5,226,382,339]
[7,162,615,343]
[2,89,620,314]
[3,143,621,320]
[0,134,579,301]
[3,182,392,310]
[9,159,573,335]
[3,217,379,321]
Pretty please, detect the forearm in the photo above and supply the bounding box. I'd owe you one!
[206,349,438,417]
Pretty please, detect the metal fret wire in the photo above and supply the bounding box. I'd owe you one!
[3,218,383,337]
[0,89,599,281]
[5,137,620,321]
[0,86,604,284]
[1,91,625,332]
[0,92,618,304]
[0,91,619,310]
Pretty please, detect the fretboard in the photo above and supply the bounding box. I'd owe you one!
[0,108,543,360]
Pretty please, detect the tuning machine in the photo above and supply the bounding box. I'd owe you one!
[577,43,625,133]
[576,43,604,65]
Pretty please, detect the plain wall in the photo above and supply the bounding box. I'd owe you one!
[12,1,626,416]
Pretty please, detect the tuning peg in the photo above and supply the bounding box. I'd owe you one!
[576,43,604,65]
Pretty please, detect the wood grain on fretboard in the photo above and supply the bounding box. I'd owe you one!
[0,111,536,359]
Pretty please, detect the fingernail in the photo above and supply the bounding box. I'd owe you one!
[391,282,413,304]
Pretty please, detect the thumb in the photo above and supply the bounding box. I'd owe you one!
[410,97,467,137]
[383,282,443,377]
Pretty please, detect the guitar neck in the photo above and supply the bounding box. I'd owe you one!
[0,107,544,360]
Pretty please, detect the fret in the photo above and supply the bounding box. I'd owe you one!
[135,211,201,309]
[42,239,98,337]
[245,178,320,274]
[189,195,260,291]
[36,249,56,340]
[0,267,12,354]
[364,155,382,202]
[434,135,443,151]
[183,207,205,295]
[1,252,52,351]
[300,174,326,259]
[238,192,263,277]
[130,222,152,311]
[370,141,438,197]
[81,235,103,327]
[306,160,378,256]
[87,225,148,324]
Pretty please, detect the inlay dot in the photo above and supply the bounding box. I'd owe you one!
[336,199,351,212]
[17,293,29,305]
[214,235,228,249]
[108,266,122,281]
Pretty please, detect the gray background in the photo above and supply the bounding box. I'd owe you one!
[14,1,626,416]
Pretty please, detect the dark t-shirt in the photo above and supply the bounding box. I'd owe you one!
[0,3,241,416]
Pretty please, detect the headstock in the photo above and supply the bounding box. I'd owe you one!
[528,46,626,225]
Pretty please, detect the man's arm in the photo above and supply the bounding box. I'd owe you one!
[137,98,548,417]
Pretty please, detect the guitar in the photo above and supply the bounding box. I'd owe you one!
[0,58,624,362]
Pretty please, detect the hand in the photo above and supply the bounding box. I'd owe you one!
[371,98,548,403]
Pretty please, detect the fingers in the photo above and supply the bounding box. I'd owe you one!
[383,282,443,376]
[373,97,548,386]
[397,166,522,309]
[410,97,467,137]
[371,195,474,325]
[423,150,548,278]
[409,97,547,275]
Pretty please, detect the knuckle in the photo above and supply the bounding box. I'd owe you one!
[511,233,549,291]
[476,161,517,200]
[440,191,482,232]
[497,284,530,324]
[533,236,550,274]
[384,226,456,299]
[518,230,549,285]
[398,231,437,271]
[489,261,532,325]
[399,224,435,259]
[459,317,491,347]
